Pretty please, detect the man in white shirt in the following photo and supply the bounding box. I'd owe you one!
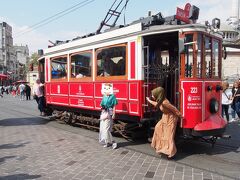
[33,79,45,116]
[19,83,25,101]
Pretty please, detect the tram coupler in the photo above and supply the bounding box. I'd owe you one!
[218,134,231,139]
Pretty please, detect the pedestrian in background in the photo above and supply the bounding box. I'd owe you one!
[33,79,45,116]
[146,87,183,159]
[19,83,25,100]
[232,81,240,121]
[221,81,232,122]
[12,85,17,97]
[0,86,3,98]
[5,86,9,95]
[25,84,31,100]
[1,86,4,96]
[230,81,237,121]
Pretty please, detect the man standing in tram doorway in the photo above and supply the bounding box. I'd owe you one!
[33,79,45,116]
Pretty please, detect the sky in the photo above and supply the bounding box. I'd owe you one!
[0,0,233,54]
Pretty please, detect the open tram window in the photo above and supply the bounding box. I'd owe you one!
[184,34,194,78]
[51,56,67,80]
[96,44,126,78]
[213,40,220,78]
[70,51,92,79]
[196,34,202,78]
[205,36,212,78]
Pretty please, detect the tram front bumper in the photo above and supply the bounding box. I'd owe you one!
[192,114,227,137]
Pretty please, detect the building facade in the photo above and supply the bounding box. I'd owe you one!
[0,22,14,76]
[0,22,30,83]
[0,22,19,82]
[14,45,29,65]
[220,0,240,81]
[14,45,29,80]
[220,24,240,79]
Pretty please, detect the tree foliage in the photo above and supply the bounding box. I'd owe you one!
[31,52,39,66]
[25,52,39,73]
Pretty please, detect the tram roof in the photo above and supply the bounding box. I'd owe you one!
[44,22,219,56]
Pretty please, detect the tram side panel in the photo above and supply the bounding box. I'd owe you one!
[180,80,203,128]
[44,39,144,120]
[94,81,142,117]
[48,82,69,106]
[69,82,94,109]
[45,81,142,118]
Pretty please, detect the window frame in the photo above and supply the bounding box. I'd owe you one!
[212,39,221,78]
[69,50,93,82]
[203,34,221,79]
[180,31,222,79]
[95,43,128,81]
[184,33,194,78]
[50,55,68,82]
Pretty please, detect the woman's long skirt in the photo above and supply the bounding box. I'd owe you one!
[151,114,178,158]
[99,118,113,145]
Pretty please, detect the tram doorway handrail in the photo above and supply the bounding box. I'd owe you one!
[142,45,149,108]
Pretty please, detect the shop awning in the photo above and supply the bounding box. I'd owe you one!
[0,74,8,79]
[14,80,29,84]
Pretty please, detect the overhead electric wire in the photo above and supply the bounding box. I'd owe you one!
[14,0,96,38]
[14,0,91,36]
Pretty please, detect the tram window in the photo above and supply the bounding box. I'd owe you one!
[205,37,211,78]
[51,57,67,80]
[184,34,194,78]
[196,34,202,78]
[96,45,126,77]
[213,40,219,78]
[70,52,92,79]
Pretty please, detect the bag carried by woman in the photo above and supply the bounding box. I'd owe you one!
[100,109,109,120]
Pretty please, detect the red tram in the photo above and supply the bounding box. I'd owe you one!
[38,4,227,142]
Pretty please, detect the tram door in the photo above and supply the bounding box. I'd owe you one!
[143,32,180,109]
[38,58,45,83]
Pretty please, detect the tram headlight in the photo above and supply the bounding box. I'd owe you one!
[209,98,219,114]
[216,85,222,92]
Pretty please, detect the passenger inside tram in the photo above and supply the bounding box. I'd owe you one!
[97,47,126,77]
[76,71,85,78]
[101,55,116,76]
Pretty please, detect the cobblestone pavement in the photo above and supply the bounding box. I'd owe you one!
[0,95,238,180]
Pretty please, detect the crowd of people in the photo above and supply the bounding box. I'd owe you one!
[0,79,46,116]
[0,83,31,100]
[222,79,240,123]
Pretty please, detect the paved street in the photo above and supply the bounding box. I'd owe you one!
[0,95,239,180]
